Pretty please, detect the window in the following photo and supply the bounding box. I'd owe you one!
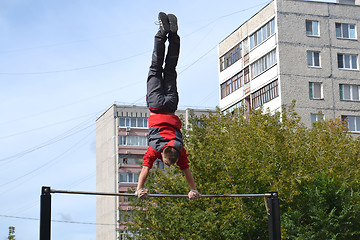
[119,135,148,146]
[220,71,243,99]
[219,42,242,71]
[119,155,142,166]
[244,53,249,66]
[340,84,360,101]
[307,51,321,67]
[251,80,279,109]
[223,100,244,115]
[309,82,323,100]
[250,18,275,50]
[119,172,139,183]
[311,113,324,128]
[220,66,254,99]
[251,49,277,78]
[119,117,148,128]
[306,20,319,36]
[338,54,358,70]
[244,67,250,84]
[336,23,356,39]
[342,116,360,132]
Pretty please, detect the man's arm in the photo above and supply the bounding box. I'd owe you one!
[182,168,196,190]
[135,166,150,199]
[182,168,200,199]
[138,146,159,191]
[137,166,150,190]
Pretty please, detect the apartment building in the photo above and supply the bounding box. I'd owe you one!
[96,104,211,240]
[218,0,360,131]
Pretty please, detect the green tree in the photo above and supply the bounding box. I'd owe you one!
[124,104,360,239]
[282,173,360,240]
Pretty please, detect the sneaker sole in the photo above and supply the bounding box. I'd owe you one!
[168,14,178,33]
[158,12,170,34]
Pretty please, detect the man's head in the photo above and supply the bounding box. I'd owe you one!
[161,146,179,166]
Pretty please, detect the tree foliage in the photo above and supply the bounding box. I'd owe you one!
[124,104,360,239]
[8,226,15,240]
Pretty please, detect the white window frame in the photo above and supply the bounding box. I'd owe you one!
[342,115,360,132]
[338,54,358,70]
[251,80,279,109]
[119,135,148,146]
[307,51,321,67]
[119,172,139,183]
[306,20,320,37]
[336,23,356,39]
[309,82,323,100]
[250,18,275,50]
[252,49,277,78]
[340,84,360,101]
[118,117,148,128]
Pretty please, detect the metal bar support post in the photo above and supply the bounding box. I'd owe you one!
[40,186,51,240]
[267,191,281,240]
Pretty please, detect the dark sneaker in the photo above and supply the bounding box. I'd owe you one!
[158,12,170,35]
[168,14,178,33]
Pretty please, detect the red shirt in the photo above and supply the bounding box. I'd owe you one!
[143,114,189,170]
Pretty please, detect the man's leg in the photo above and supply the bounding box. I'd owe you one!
[163,30,180,113]
[147,30,167,113]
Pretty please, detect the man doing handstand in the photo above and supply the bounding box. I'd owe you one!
[135,12,200,200]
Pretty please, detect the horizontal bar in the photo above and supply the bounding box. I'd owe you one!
[50,189,272,198]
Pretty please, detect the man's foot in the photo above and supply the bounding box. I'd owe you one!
[168,14,178,33]
[158,12,170,35]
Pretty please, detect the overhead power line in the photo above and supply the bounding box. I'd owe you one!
[0,122,94,163]
[0,127,95,189]
[182,0,271,38]
[0,50,150,75]
[0,111,99,140]
[0,214,115,226]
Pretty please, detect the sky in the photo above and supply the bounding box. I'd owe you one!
[0,0,335,239]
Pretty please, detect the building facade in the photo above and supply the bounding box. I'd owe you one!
[218,0,360,132]
[96,104,211,240]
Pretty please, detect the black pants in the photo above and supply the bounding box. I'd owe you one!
[147,30,180,113]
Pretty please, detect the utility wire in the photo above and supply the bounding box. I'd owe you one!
[179,0,272,74]
[0,128,95,188]
[0,80,142,126]
[179,44,218,75]
[0,29,151,55]
[182,0,271,38]
[6,171,96,216]
[0,120,94,163]
[0,50,150,75]
[0,214,115,226]
[0,111,99,140]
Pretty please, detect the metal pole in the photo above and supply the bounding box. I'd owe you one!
[40,186,51,240]
[267,191,281,240]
